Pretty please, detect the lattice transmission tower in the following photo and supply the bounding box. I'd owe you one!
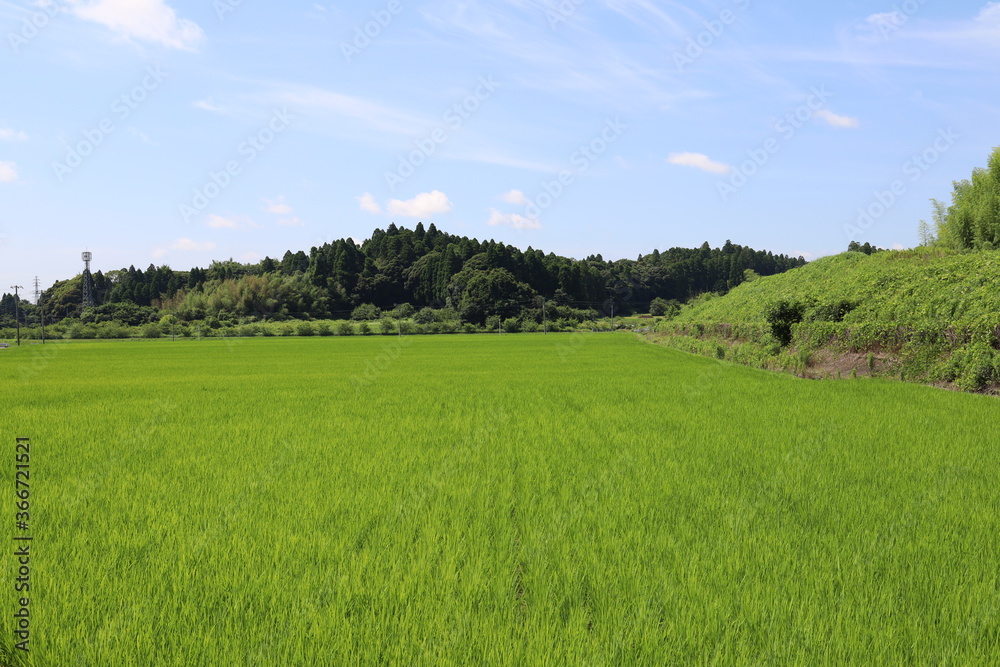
[82,251,95,309]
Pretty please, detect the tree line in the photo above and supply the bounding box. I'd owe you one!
[2,224,805,329]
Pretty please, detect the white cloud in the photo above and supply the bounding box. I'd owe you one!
[357,192,382,214]
[240,251,262,263]
[666,152,731,174]
[262,196,293,215]
[386,190,453,218]
[892,243,906,250]
[977,2,1000,25]
[0,161,18,183]
[487,208,541,230]
[68,0,204,51]
[193,99,224,112]
[815,109,860,129]
[206,214,238,229]
[614,156,632,169]
[277,217,304,227]
[500,189,530,206]
[864,12,904,30]
[0,128,28,142]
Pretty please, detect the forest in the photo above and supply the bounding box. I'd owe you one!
[1,225,804,333]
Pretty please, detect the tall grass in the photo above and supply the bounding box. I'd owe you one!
[1,336,998,664]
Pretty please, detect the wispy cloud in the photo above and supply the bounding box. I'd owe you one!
[262,196,293,215]
[387,190,453,218]
[153,237,216,258]
[193,99,225,113]
[815,109,860,128]
[666,152,731,174]
[0,128,28,142]
[206,214,258,230]
[0,161,19,183]
[260,86,426,136]
[68,0,204,51]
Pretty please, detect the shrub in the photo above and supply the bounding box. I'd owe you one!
[352,304,381,321]
[297,322,316,337]
[414,307,436,325]
[336,321,354,336]
[317,323,332,336]
[765,300,806,347]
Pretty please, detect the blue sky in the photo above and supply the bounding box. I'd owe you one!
[2,0,999,291]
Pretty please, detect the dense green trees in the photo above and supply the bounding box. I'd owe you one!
[23,225,805,326]
[923,147,1000,250]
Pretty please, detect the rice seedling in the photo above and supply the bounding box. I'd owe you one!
[1,335,997,664]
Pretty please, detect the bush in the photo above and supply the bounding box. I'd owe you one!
[650,297,681,318]
[378,318,396,335]
[502,318,521,334]
[351,304,381,321]
[765,300,806,347]
[358,322,371,335]
[414,307,436,325]
[297,322,316,337]
[141,322,162,339]
[336,321,354,336]
[317,323,332,336]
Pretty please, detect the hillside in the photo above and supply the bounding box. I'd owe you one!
[653,247,1000,392]
[1,225,804,333]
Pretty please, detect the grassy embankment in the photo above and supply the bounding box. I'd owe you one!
[650,247,1000,391]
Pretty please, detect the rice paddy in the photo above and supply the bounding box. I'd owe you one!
[2,334,999,664]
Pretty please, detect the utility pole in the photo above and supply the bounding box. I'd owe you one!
[610,303,615,333]
[10,285,23,346]
[33,277,45,344]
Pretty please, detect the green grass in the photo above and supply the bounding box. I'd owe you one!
[2,335,999,664]
[674,247,1000,330]
[660,248,1000,389]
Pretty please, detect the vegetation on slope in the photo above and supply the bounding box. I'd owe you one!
[653,247,1000,391]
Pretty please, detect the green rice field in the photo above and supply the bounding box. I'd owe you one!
[2,334,999,664]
